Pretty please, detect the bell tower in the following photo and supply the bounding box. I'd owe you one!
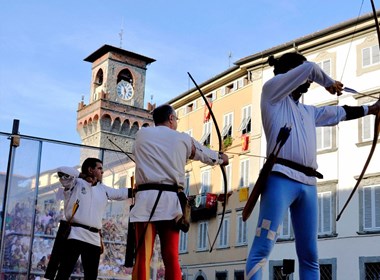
[77,45,156,152]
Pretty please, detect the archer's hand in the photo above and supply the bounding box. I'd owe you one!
[368,99,380,116]
[325,81,343,96]
[219,153,229,166]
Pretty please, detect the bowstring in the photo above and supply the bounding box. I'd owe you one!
[335,1,365,216]
[340,1,365,83]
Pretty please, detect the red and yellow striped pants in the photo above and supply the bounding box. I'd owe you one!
[132,220,181,280]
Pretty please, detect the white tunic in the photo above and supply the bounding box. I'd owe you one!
[57,166,129,246]
[130,126,221,222]
[261,61,347,186]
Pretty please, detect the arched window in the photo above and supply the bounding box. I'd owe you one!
[117,69,133,84]
[95,69,103,85]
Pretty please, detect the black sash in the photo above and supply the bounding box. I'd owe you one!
[137,183,181,192]
[276,158,323,179]
[71,222,100,233]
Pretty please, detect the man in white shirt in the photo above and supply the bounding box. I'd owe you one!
[45,158,130,280]
[246,52,380,280]
[130,104,229,280]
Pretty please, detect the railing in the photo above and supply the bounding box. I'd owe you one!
[0,129,164,279]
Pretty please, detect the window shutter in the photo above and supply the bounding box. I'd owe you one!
[363,116,372,141]
[323,60,331,76]
[375,186,380,228]
[282,210,290,236]
[244,160,249,186]
[318,194,322,233]
[364,187,372,229]
[323,193,332,232]
[363,48,371,67]
[237,217,243,243]
[372,45,380,64]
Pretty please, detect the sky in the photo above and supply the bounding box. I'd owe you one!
[0,0,376,144]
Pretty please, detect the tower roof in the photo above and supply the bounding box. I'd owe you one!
[84,44,156,65]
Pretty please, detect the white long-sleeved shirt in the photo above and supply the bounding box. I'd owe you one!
[57,166,129,246]
[130,125,222,222]
[261,61,348,186]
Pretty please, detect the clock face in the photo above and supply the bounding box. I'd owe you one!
[117,81,134,100]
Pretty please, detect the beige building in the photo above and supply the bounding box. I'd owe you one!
[169,11,380,280]
[171,66,262,279]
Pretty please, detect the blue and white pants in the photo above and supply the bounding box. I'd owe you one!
[246,172,320,280]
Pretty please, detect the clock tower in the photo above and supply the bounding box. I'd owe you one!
[77,44,156,153]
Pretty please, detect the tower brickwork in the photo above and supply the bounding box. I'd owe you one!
[76,45,156,154]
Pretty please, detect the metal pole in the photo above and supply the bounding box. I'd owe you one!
[0,119,20,274]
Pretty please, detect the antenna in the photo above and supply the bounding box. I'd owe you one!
[228,51,233,67]
[119,18,124,48]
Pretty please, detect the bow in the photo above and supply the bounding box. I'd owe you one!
[107,138,137,267]
[187,72,228,252]
[242,125,291,221]
[336,0,380,221]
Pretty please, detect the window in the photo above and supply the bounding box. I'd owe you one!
[220,87,226,96]
[269,260,294,280]
[215,271,227,280]
[320,264,332,280]
[279,209,292,240]
[197,222,208,250]
[319,258,337,280]
[201,169,211,194]
[239,159,250,188]
[218,216,230,248]
[93,69,104,101]
[365,262,380,279]
[239,105,252,134]
[363,185,380,230]
[359,100,379,143]
[318,192,332,235]
[362,115,374,141]
[236,213,247,245]
[118,175,126,188]
[200,122,212,146]
[186,102,196,114]
[357,39,380,75]
[362,45,380,67]
[237,77,247,89]
[317,59,331,76]
[201,92,216,104]
[225,164,232,192]
[234,270,244,280]
[361,113,375,142]
[179,231,188,253]
[273,265,284,280]
[317,182,336,237]
[200,169,211,206]
[360,257,380,280]
[225,81,237,94]
[222,113,233,139]
[95,68,104,85]
[184,173,190,196]
[316,126,332,151]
